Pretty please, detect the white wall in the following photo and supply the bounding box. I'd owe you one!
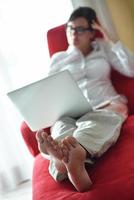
[0,0,73,92]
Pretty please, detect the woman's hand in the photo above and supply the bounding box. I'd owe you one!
[91,20,117,44]
[91,21,103,32]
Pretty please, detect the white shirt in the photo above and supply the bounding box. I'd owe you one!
[48,39,134,108]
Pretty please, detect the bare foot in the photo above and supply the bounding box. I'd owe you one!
[36,130,67,173]
[62,136,92,192]
[36,129,48,154]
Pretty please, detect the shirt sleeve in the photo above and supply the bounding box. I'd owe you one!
[47,52,65,76]
[101,40,134,77]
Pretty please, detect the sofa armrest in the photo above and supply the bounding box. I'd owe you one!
[20,121,39,157]
[20,121,50,157]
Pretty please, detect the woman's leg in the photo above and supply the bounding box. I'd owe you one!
[73,109,124,158]
[62,136,92,192]
[36,116,77,181]
[36,130,67,176]
[61,108,124,191]
[36,130,92,192]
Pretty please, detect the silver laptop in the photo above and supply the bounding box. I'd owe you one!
[7,70,92,131]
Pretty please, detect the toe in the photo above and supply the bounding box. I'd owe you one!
[62,138,72,150]
[62,148,68,163]
[36,129,44,143]
[66,136,78,148]
[42,132,50,143]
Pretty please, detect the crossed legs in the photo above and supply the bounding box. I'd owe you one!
[36,130,92,192]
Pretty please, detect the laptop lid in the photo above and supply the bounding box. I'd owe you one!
[7,70,92,131]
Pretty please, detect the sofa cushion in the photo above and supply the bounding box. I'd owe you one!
[32,115,134,200]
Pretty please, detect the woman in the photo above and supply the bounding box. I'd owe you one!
[36,7,134,192]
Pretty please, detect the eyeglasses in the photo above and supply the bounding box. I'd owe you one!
[66,25,91,35]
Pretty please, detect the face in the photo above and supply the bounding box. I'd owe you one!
[66,17,94,55]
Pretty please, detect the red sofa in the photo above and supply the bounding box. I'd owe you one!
[21,25,134,200]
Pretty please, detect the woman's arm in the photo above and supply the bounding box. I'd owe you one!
[48,52,64,76]
[92,21,134,77]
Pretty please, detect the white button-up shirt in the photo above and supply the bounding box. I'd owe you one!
[48,40,134,108]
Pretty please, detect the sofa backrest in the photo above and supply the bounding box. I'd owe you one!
[47,25,134,114]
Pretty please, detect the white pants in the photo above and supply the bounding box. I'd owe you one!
[42,102,127,181]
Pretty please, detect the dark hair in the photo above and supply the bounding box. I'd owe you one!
[68,7,97,31]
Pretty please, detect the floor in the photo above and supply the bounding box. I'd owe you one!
[0,180,32,200]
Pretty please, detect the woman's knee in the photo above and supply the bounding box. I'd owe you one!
[51,116,77,139]
[106,101,128,119]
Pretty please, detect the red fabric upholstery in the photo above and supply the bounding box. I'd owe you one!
[47,25,68,57]
[20,24,134,200]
